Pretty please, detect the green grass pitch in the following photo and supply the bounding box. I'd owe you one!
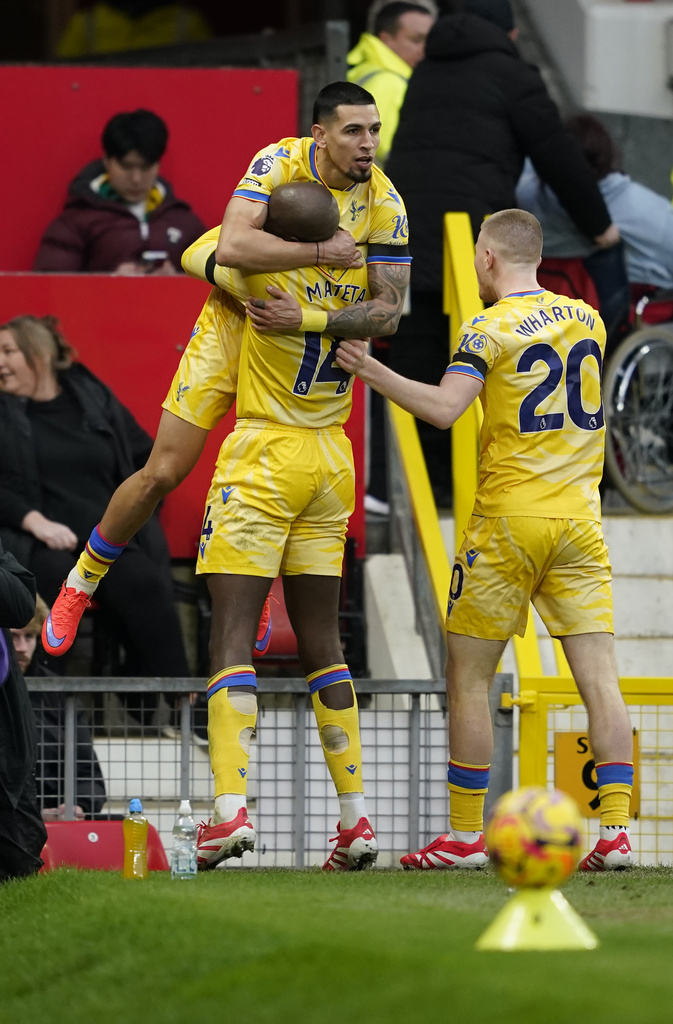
[1,867,671,1024]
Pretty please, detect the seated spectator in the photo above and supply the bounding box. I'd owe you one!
[517,113,673,290]
[33,109,206,274]
[0,542,47,881]
[57,2,212,58]
[10,595,107,820]
[0,314,190,725]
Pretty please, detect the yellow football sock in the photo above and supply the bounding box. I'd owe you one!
[206,666,257,796]
[448,759,490,833]
[77,524,127,584]
[598,783,631,828]
[308,665,363,794]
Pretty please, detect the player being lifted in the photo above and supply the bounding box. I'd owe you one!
[44,82,412,869]
[336,209,633,872]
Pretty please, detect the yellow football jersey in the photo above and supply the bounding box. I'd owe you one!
[448,289,606,520]
[236,259,370,428]
[232,136,411,259]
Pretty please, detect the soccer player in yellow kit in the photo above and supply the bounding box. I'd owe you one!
[45,82,412,869]
[337,209,634,872]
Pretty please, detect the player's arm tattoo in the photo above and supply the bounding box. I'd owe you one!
[326,248,410,338]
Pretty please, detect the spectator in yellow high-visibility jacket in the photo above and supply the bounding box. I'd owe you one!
[347,2,435,167]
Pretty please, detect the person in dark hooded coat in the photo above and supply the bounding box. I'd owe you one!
[384,0,618,503]
[0,544,47,881]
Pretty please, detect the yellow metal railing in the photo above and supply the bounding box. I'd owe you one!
[503,676,673,864]
[387,401,452,627]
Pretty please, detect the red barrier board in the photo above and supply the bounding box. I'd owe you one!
[1,65,298,271]
[0,274,366,560]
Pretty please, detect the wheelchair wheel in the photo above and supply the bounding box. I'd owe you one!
[603,325,673,513]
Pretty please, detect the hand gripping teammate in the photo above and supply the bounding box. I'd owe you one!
[43,81,410,663]
[336,209,633,873]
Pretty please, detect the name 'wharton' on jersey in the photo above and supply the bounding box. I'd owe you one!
[513,298,597,339]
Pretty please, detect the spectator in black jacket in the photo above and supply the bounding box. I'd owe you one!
[384,0,619,504]
[0,315,189,724]
[0,543,47,881]
[11,595,107,819]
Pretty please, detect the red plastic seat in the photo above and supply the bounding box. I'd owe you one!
[40,820,169,872]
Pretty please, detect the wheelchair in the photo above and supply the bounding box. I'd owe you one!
[538,259,673,514]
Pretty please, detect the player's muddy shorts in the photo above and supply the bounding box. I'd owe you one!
[197,419,355,578]
[162,289,243,430]
[446,515,613,639]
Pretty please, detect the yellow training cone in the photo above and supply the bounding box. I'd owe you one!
[475,887,599,951]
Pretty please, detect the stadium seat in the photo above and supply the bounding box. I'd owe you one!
[40,820,169,872]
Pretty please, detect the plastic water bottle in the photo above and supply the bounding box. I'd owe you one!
[170,799,198,880]
[123,798,149,880]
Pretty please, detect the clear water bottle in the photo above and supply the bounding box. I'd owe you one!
[123,798,149,880]
[171,799,197,880]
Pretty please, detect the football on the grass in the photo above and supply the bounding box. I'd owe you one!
[485,786,583,888]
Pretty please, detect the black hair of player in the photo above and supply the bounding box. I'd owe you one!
[373,2,433,36]
[313,82,376,125]
[102,109,169,163]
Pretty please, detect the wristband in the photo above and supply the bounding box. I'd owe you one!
[300,309,329,334]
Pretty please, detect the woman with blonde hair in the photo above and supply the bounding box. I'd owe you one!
[0,315,189,724]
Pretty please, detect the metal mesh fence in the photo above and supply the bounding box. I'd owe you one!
[548,704,673,865]
[27,677,512,868]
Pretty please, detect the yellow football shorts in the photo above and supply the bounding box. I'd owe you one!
[161,288,243,430]
[197,419,355,578]
[446,515,614,639]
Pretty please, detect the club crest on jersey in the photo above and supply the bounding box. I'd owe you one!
[176,381,190,402]
[251,155,274,175]
[349,199,366,221]
[458,332,487,353]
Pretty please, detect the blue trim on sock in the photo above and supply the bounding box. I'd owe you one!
[595,762,634,787]
[307,667,352,694]
[88,525,126,560]
[447,761,490,790]
[207,669,257,700]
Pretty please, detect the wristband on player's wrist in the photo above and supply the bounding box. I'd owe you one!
[300,309,329,334]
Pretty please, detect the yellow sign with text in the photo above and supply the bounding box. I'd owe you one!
[554,732,639,818]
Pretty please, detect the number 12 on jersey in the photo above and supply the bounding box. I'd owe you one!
[293,332,352,397]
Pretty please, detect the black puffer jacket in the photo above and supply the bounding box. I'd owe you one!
[0,363,169,572]
[386,14,611,291]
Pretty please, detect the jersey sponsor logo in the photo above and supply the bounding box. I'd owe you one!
[349,199,366,221]
[251,155,274,175]
[458,332,487,353]
[176,381,190,402]
[465,548,480,568]
[221,485,235,504]
[391,214,408,239]
[242,176,262,186]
